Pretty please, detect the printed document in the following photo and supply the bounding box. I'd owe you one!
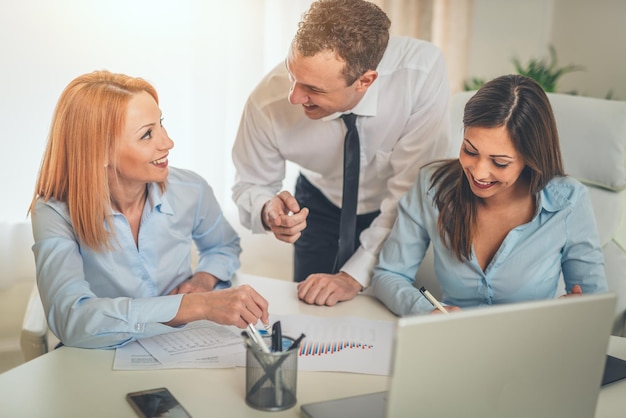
[114,315,394,375]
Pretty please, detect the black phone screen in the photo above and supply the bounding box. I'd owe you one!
[126,387,192,418]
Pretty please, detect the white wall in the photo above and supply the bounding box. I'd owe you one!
[1,0,624,225]
[0,0,312,223]
[551,0,626,99]
[467,0,626,100]
[467,0,554,82]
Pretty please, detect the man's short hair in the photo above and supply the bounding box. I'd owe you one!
[293,0,391,85]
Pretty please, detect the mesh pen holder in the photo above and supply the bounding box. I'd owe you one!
[245,336,299,411]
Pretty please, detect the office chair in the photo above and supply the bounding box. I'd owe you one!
[0,221,42,366]
[20,284,49,361]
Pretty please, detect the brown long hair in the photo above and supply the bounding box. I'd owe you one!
[292,0,390,85]
[30,70,161,250]
[431,74,564,261]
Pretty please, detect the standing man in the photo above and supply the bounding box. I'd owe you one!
[232,0,451,306]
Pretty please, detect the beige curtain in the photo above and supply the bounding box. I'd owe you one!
[372,0,474,94]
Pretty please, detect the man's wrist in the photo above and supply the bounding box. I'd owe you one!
[339,271,364,292]
[260,202,270,231]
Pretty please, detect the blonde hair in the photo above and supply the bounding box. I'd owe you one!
[30,70,161,250]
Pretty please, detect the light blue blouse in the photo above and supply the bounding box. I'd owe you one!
[372,162,608,316]
[32,167,241,348]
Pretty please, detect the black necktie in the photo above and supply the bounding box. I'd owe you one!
[334,113,360,272]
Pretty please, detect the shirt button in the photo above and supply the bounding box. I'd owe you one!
[134,323,143,332]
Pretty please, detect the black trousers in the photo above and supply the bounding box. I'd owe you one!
[293,174,379,282]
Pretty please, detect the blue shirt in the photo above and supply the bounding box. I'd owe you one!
[31,167,241,348]
[372,162,608,316]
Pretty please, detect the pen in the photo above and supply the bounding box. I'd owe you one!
[419,286,449,314]
[247,323,271,353]
[270,321,283,405]
[272,321,283,352]
[287,333,306,351]
[241,331,258,353]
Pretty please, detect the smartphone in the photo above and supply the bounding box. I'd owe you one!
[126,387,192,418]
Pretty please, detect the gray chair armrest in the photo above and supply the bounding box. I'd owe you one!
[20,284,49,361]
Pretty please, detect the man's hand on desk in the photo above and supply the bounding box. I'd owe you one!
[262,191,309,244]
[297,271,362,306]
[166,284,269,329]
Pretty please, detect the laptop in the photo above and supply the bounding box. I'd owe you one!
[301,293,616,418]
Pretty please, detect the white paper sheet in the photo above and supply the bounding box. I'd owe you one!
[114,315,394,375]
[137,320,245,363]
[270,314,394,375]
[113,340,241,370]
[113,320,245,370]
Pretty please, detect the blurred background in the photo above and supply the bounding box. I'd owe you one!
[1,0,624,223]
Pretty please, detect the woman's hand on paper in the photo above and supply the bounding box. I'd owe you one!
[167,284,269,329]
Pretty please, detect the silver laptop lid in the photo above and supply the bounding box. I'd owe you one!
[388,293,616,418]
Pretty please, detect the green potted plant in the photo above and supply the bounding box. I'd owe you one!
[511,45,584,93]
[464,45,584,93]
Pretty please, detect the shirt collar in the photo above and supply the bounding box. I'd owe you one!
[147,182,173,215]
[109,182,173,220]
[351,78,379,116]
[322,76,380,122]
[539,179,571,213]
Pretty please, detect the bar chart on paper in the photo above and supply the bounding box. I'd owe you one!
[299,340,375,356]
[271,314,394,375]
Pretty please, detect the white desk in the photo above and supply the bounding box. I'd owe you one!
[0,274,624,418]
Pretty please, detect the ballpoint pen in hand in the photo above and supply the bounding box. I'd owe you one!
[419,286,449,314]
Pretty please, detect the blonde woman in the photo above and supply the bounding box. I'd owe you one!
[30,70,268,349]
